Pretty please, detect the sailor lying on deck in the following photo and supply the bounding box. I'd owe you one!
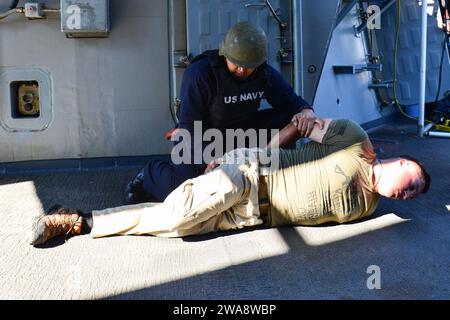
[30,118,430,246]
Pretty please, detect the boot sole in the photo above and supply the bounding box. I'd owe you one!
[30,215,47,246]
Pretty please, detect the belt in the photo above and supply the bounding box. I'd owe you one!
[258,175,270,225]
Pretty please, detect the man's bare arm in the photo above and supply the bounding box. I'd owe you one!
[267,118,332,149]
[205,119,332,174]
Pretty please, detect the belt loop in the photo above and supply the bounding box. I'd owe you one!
[259,166,270,176]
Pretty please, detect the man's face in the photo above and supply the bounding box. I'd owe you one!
[225,59,256,80]
[379,158,425,200]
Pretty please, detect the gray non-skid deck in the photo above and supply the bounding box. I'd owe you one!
[1,119,449,300]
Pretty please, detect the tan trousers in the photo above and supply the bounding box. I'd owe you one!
[91,149,264,238]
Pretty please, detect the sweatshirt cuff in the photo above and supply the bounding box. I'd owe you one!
[300,105,314,112]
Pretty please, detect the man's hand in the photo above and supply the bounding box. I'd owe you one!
[291,108,325,137]
[165,128,180,141]
[204,158,223,174]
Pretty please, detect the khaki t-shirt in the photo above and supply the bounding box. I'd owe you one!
[266,119,380,227]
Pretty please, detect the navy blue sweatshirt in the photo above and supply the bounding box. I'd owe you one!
[178,50,311,135]
[173,50,311,164]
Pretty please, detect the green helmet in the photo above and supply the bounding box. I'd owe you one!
[219,21,268,68]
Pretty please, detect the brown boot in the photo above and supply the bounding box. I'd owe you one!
[31,207,84,246]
